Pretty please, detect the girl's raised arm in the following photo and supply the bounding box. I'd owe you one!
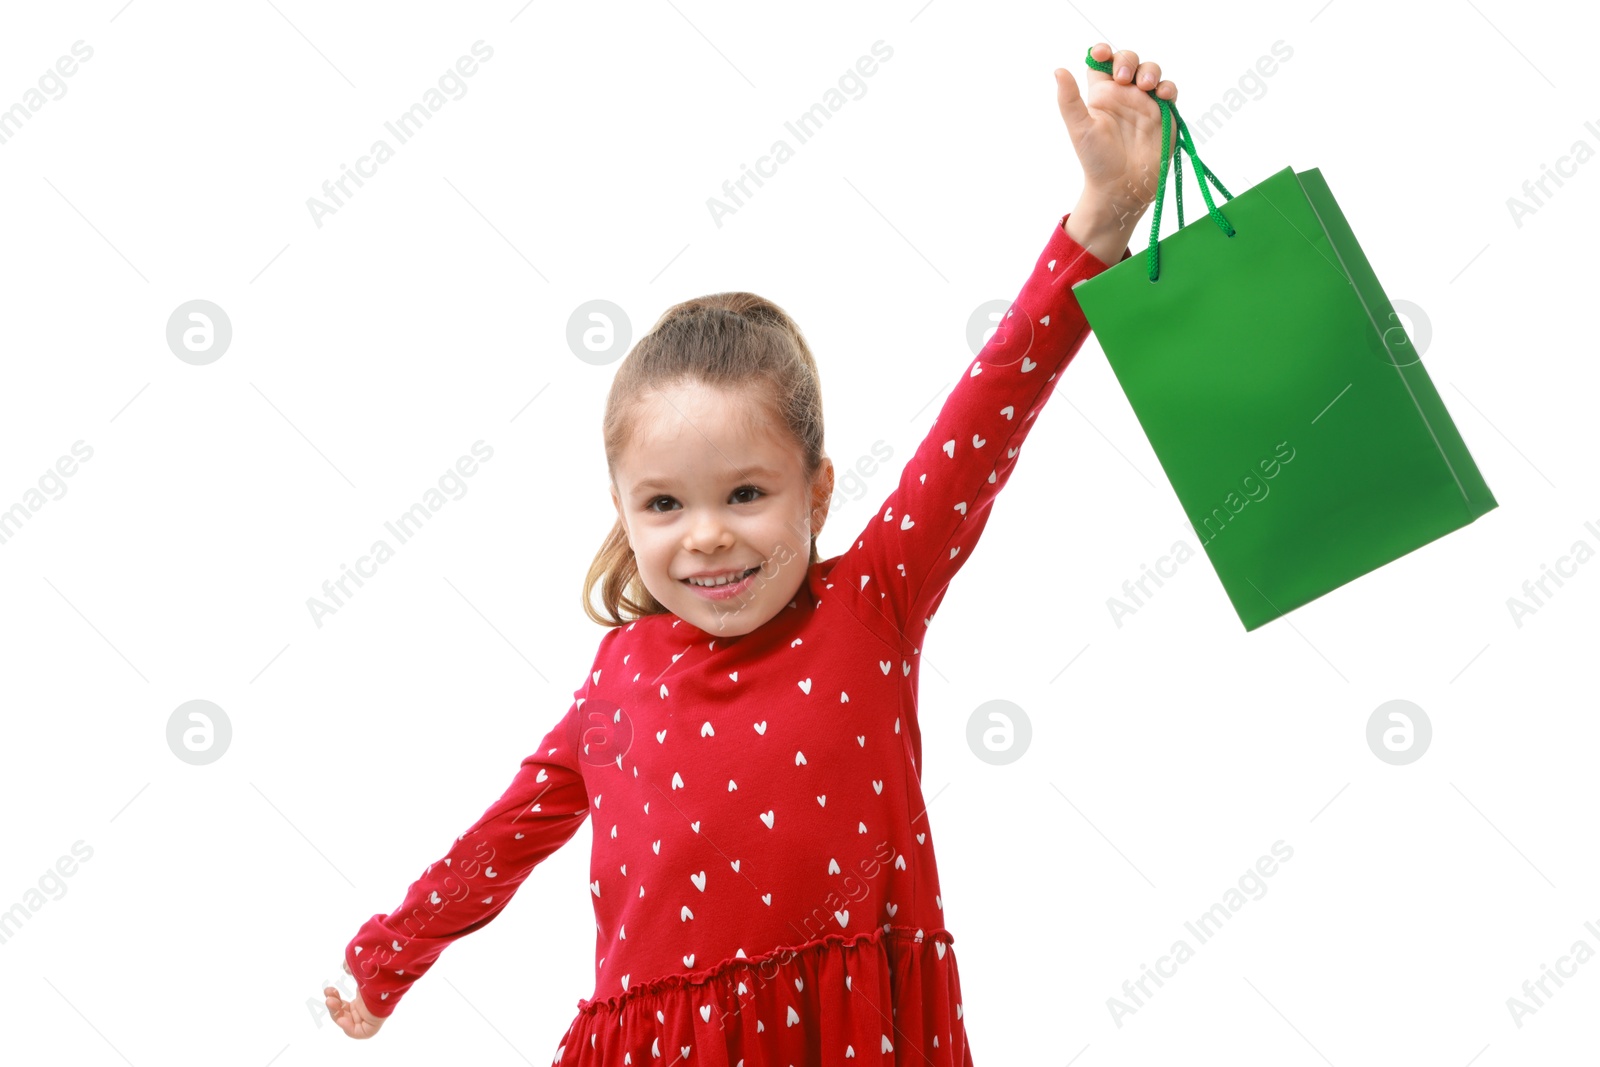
[337,693,592,1021]
[827,43,1174,651]
[830,217,1127,650]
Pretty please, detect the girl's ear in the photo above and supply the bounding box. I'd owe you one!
[809,458,836,535]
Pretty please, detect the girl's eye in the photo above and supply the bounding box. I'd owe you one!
[646,486,763,513]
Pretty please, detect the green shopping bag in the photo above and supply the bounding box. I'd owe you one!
[1070,49,1497,631]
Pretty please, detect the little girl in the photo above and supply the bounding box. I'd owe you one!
[326,42,1181,1065]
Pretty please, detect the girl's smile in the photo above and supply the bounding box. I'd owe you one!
[681,566,761,599]
[609,379,834,637]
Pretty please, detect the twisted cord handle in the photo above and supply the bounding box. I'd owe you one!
[1083,49,1236,281]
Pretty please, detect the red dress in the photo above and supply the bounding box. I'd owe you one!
[345,213,1125,1064]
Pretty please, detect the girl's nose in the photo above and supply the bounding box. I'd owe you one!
[686,510,734,550]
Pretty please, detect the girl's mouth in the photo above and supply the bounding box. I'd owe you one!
[683,566,759,600]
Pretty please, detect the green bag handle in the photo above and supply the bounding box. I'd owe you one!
[1084,48,1236,281]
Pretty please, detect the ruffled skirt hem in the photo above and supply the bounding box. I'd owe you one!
[553,925,972,1066]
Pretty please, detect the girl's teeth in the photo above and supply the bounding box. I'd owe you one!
[691,568,752,587]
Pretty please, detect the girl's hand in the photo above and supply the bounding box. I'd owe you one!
[1054,43,1181,262]
[324,960,387,1038]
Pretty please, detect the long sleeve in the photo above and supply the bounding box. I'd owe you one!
[344,697,591,1018]
[833,212,1130,648]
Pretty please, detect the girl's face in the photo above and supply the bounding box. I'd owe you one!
[610,380,834,637]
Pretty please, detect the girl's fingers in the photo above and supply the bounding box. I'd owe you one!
[1112,49,1140,82]
[1135,61,1162,90]
[1086,42,1114,86]
[1056,67,1093,142]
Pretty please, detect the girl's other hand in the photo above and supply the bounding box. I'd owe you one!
[325,960,387,1038]
[1054,43,1180,257]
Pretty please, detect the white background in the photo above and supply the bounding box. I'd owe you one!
[0,1,1595,1064]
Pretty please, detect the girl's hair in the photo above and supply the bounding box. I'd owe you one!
[582,292,827,628]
